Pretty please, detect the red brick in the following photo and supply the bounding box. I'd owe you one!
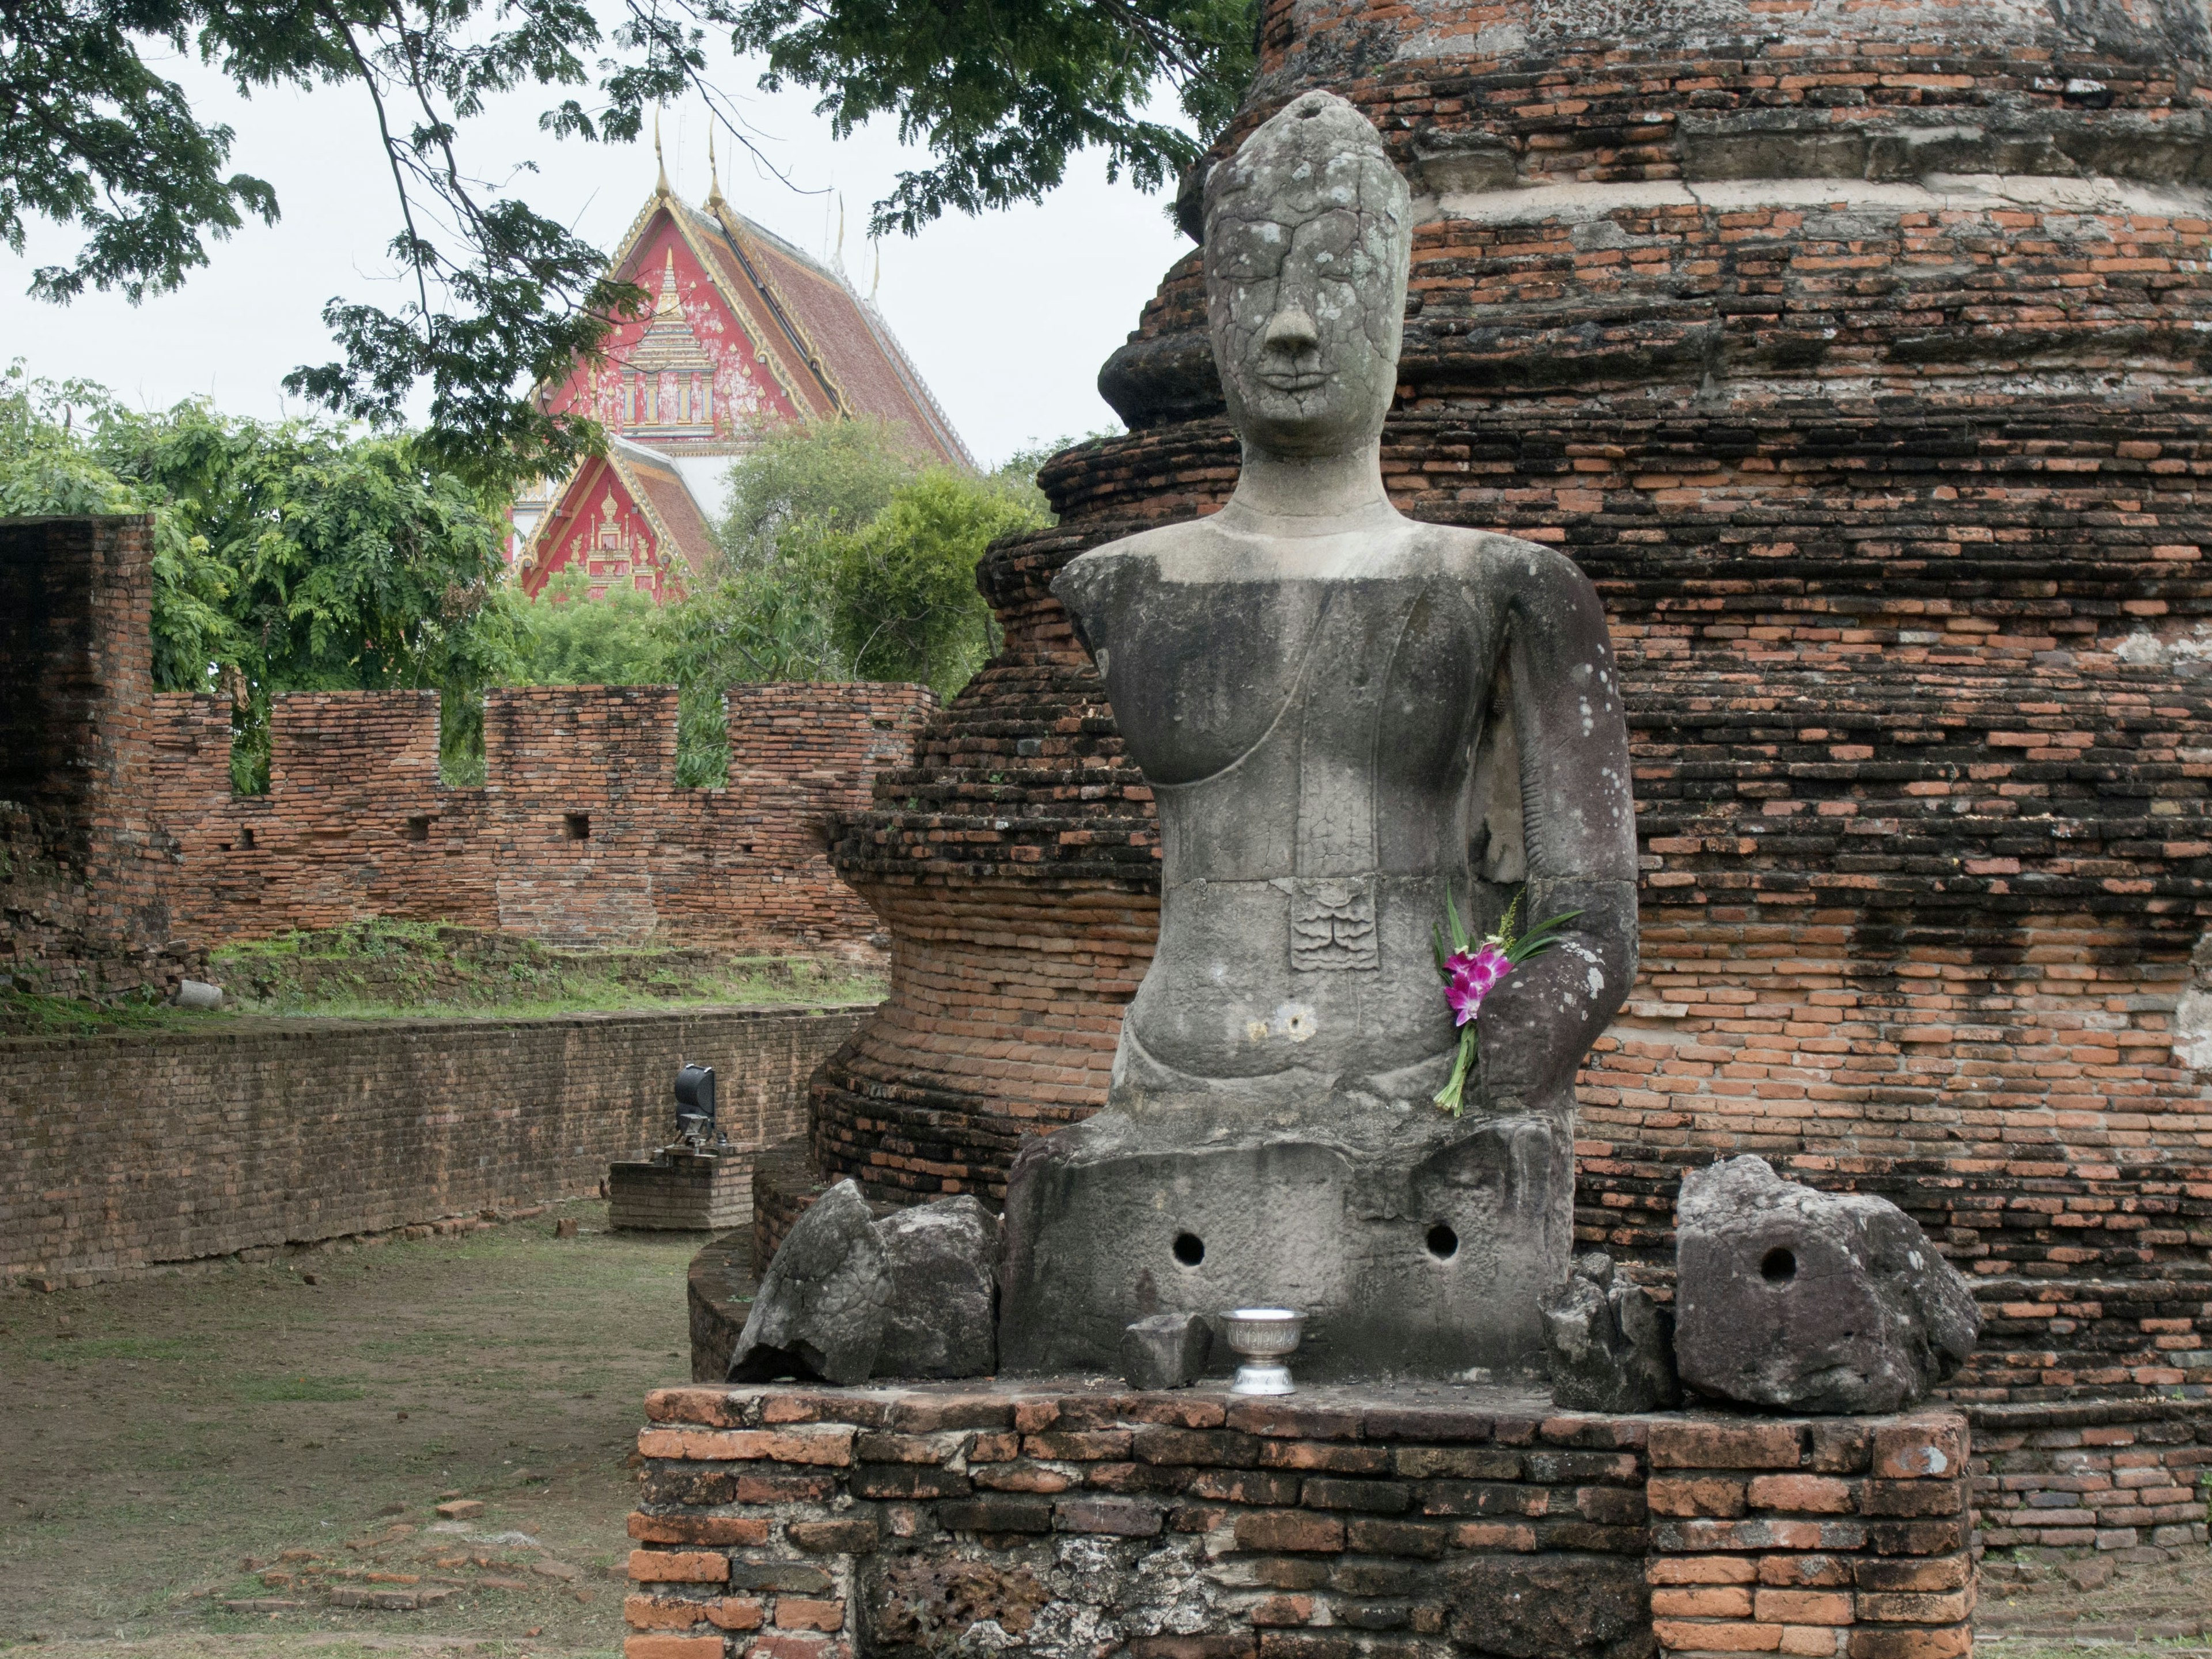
[629,1551,729,1585]
[1652,1586,1755,1619]
[630,1514,769,1546]
[1755,1590,1853,1625]
[1649,1423,1804,1472]
[775,1599,845,1631]
[1652,1619,1783,1652]
[1234,1512,1346,1553]
[624,1638,724,1659]
[1748,1475,1855,1514]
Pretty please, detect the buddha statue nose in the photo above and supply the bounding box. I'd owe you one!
[1264,304,1320,354]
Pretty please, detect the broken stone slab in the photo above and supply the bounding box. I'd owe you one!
[876,1196,998,1380]
[1539,1251,1680,1412]
[1673,1154,1980,1414]
[728,1180,888,1385]
[1120,1312,1213,1389]
[729,1180,998,1384]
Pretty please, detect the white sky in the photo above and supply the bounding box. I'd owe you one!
[0,40,1193,469]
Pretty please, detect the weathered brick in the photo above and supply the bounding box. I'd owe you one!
[1234,1510,1346,1553]
[1649,1423,1804,1472]
[940,1496,1054,1534]
[630,1514,770,1546]
[628,1551,728,1585]
[1056,1497,1164,1536]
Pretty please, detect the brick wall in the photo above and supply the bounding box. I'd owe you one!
[1969,1399,2212,1556]
[621,1382,1973,1659]
[0,515,195,995]
[0,1002,868,1288]
[147,680,934,950]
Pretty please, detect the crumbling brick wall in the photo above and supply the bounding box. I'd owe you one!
[143,681,934,952]
[0,515,195,995]
[622,1384,1978,1659]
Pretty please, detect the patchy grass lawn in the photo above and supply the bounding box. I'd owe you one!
[1,921,885,1037]
[0,1201,722,1658]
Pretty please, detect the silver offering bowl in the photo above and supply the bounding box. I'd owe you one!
[1224,1307,1305,1396]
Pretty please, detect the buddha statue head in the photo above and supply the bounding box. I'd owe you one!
[1203,90,1413,463]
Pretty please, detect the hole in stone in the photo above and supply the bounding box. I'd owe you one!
[564,813,591,841]
[404,815,431,842]
[1172,1232,1205,1268]
[1425,1222,1459,1260]
[1761,1247,1797,1283]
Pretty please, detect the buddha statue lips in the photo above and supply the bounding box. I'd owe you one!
[997,90,1641,1382]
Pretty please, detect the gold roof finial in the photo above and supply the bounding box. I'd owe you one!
[653,108,671,198]
[706,122,725,208]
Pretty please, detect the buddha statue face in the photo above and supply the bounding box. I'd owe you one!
[1204,91,1412,463]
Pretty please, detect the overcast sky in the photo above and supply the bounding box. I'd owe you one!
[0,42,1192,469]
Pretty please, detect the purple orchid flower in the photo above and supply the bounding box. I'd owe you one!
[1444,944,1513,1026]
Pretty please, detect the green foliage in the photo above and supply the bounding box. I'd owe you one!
[704,418,1047,699]
[5,0,1255,486]
[718,416,922,572]
[510,569,665,686]
[0,365,241,696]
[821,469,1038,691]
[0,367,518,790]
[726,0,1262,236]
[511,418,1050,783]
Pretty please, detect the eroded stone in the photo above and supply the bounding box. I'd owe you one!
[1540,1251,1680,1413]
[1119,1312,1213,1390]
[876,1195,998,1380]
[1673,1155,1980,1414]
[728,1179,887,1385]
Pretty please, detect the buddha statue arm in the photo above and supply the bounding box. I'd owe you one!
[1472,548,1641,1115]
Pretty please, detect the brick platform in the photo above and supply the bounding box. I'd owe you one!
[624,1381,1972,1659]
[611,1150,755,1232]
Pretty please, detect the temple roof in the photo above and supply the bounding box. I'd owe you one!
[517,158,972,597]
[602,180,972,469]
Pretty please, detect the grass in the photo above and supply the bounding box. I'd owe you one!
[0,920,887,1037]
[0,1200,710,1658]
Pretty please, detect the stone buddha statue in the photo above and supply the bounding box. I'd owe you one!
[998,91,1639,1380]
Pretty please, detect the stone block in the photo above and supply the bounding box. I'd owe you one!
[1675,1157,1980,1415]
[1122,1312,1214,1390]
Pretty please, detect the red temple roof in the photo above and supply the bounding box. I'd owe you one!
[515,161,971,599]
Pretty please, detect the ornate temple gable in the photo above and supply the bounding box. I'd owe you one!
[517,444,715,600]
[514,164,973,596]
[540,204,802,451]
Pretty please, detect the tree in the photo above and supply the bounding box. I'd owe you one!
[4,1,1257,487]
[821,469,1041,692]
[0,368,520,789]
[727,0,1259,236]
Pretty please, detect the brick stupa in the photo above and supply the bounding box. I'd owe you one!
[783,0,2212,1480]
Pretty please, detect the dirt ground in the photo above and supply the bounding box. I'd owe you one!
[3,1207,2204,1659]
[0,1201,718,1657]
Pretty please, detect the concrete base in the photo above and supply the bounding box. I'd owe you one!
[609,1149,752,1232]
[625,1378,1975,1659]
[998,1104,1573,1380]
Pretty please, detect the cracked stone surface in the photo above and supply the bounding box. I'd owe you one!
[1540,1251,1680,1414]
[1674,1155,1981,1414]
